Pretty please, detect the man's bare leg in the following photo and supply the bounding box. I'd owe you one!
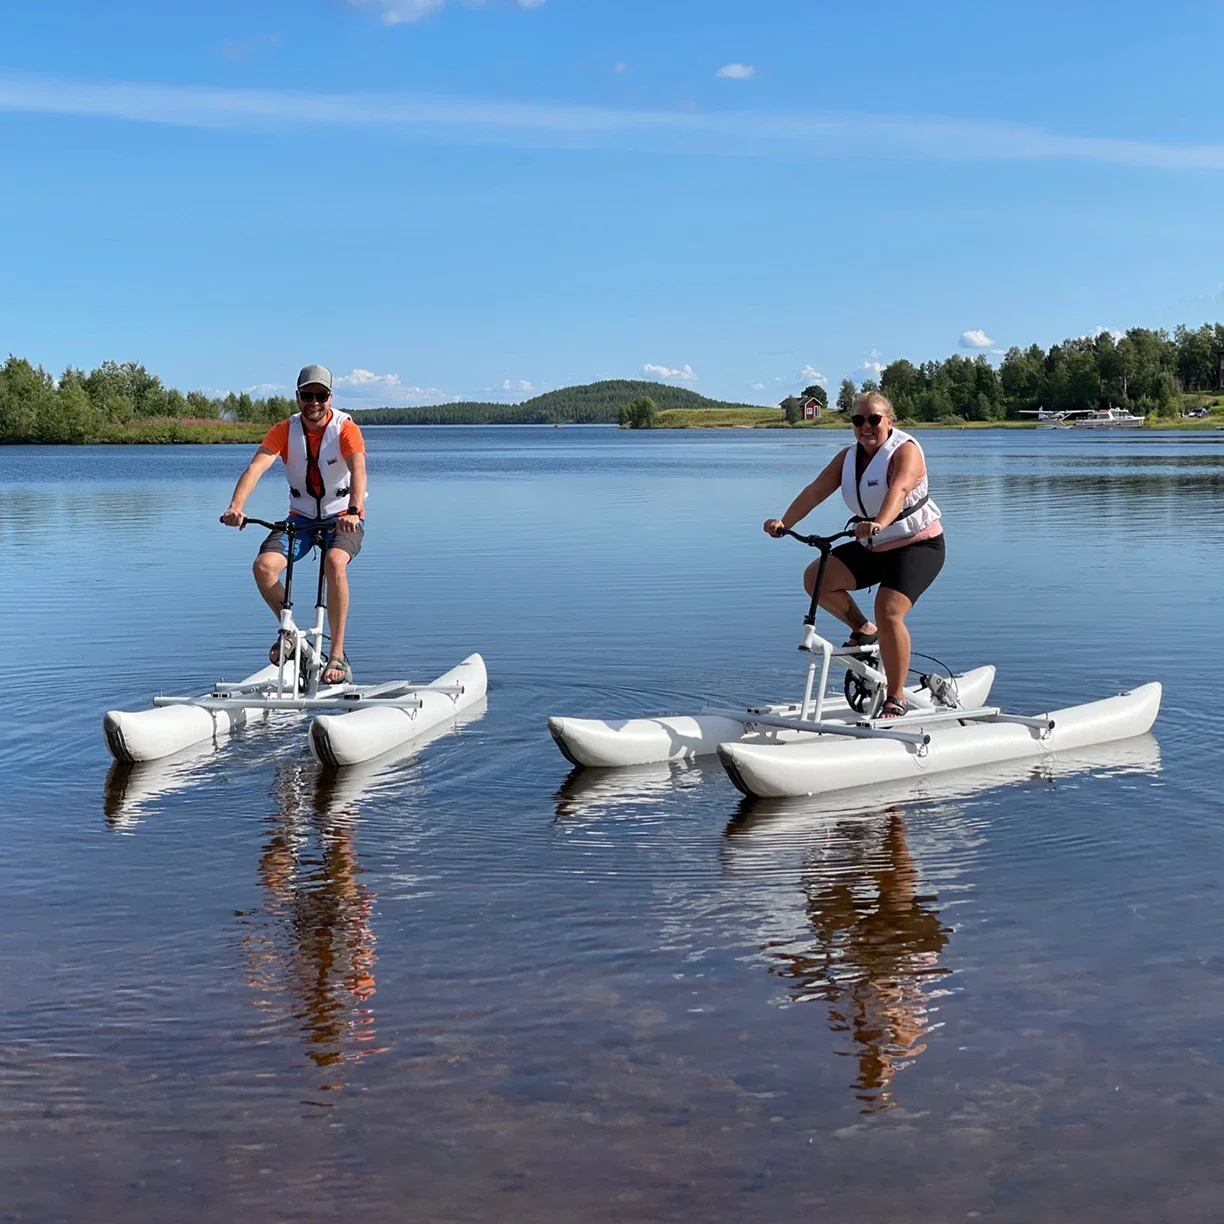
[874,587,913,699]
[323,547,352,674]
[803,555,877,634]
[253,551,289,617]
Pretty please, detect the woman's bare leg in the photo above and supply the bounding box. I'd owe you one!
[803,555,875,633]
[874,587,913,699]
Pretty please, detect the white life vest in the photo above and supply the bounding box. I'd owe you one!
[840,427,941,548]
[284,410,353,519]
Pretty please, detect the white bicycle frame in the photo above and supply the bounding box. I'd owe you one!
[797,622,887,722]
[268,517,332,698]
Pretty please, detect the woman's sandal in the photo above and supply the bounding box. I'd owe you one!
[843,629,879,648]
[321,654,352,686]
[269,636,297,665]
[876,696,909,720]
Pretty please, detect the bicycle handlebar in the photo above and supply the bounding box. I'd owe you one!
[220,515,340,533]
[776,526,856,550]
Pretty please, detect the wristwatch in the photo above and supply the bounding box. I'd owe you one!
[345,505,361,516]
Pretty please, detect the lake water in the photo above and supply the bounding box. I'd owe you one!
[2,426,1222,1222]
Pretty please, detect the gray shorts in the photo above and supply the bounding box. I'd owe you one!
[258,520,364,562]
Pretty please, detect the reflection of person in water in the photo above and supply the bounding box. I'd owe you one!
[238,764,381,1081]
[765,812,950,1112]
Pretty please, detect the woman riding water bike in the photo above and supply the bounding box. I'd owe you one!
[763,392,944,719]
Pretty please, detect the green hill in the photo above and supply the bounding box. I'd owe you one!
[350,379,765,425]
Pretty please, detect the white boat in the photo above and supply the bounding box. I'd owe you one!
[104,654,487,766]
[1070,407,1145,429]
[718,683,1161,799]
[1024,407,1145,429]
[549,665,996,768]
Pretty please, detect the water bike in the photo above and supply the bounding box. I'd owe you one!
[548,527,1160,799]
[103,515,487,767]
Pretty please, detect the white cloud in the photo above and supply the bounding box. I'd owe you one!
[860,361,884,377]
[959,328,994,349]
[5,76,1224,172]
[748,382,766,391]
[220,33,280,61]
[347,0,544,24]
[501,378,536,392]
[244,382,288,396]
[644,362,698,382]
[800,365,827,385]
[716,64,756,80]
[333,368,449,403]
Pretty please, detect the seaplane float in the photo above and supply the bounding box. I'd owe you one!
[548,527,1161,800]
[103,516,487,767]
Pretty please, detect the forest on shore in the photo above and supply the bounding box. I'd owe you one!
[1,322,1221,443]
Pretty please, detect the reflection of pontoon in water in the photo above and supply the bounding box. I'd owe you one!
[720,734,1161,1112]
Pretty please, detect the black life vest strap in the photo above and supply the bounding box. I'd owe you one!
[846,493,930,527]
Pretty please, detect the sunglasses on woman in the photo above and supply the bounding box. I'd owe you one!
[851,412,884,428]
[298,391,330,404]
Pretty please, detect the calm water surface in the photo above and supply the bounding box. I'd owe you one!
[2,427,1222,1222]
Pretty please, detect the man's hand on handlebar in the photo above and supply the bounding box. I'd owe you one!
[763,518,787,537]
[220,508,246,528]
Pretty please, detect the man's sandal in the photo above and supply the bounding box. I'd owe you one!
[269,636,297,665]
[877,696,909,720]
[842,629,879,648]
[321,655,352,686]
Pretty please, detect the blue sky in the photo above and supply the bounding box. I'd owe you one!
[1,0,1222,407]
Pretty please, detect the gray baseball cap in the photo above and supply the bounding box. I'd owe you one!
[296,363,333,391]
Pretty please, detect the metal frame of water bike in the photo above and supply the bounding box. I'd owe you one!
[247,514,332,697]
[780,526,896,722]
[149,517,466,715]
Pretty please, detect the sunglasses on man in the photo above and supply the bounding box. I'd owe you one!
[851,412,884,428]
[298,391,331,404]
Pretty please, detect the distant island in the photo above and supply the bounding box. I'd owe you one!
[349,379,773,426]
[1,322,1221,444]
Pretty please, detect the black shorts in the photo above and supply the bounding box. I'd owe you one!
[831,534,945,605]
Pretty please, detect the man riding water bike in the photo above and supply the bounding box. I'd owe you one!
[221,364,367,687]
[763,391,945,719]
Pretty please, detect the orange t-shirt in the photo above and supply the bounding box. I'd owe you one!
[260,412,365,462]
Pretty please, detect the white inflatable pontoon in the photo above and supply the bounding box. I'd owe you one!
[549,665,996,768]
[719,682,1161,799]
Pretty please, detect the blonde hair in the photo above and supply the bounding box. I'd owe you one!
[852,391,894,419]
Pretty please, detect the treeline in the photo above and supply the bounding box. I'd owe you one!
[852,323,1222,423]
[0,358,293,443]
[4,323,1221,443]
[352,379,761,425]
[355,402,616,425]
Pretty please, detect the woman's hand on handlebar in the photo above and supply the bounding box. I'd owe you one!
[853,520,882,542]
[763,518,787,538]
